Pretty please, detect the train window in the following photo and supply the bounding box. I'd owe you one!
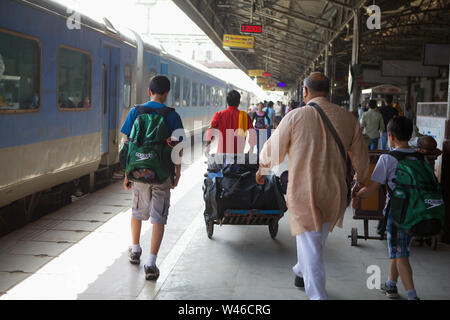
[210,87,215,107]
[192,82,198,106]
[182,77,190,107]
[58,46,92,110]
[215,87,220,107]
[222,88,226,106]
[0,29,41,113]
[206,85,211,106]
[160,63,168,76]
[123,64,132,108]
[219,88,225,107]
[172,74,180,107]
[199,84,205,106]
[215,87,221,107]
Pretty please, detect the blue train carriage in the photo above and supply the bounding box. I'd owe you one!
[0,0,255,234]
[0,0,137,224]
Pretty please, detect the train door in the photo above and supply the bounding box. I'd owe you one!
[101,46,119,155]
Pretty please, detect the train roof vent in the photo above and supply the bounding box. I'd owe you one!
[103,17,118,34]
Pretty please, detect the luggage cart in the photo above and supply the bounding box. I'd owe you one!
[203,153,287,240]
[206,209,284,239]
[348,150,441,250]
[349,151,387,246]
[349,209,385,246]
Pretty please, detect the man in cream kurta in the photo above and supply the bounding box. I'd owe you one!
[256,72,370,300]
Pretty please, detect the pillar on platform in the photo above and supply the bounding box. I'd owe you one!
[442,59,450,243]
[349,9,360,112]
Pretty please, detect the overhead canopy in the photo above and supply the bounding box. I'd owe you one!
[173,0,450,91]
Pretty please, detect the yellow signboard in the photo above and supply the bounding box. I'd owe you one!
[248,69,265,77]
[257,77,269,84]
[223,34,254,49]
[261,85,277,91]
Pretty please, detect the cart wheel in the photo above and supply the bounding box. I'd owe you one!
[269,221,279,239]
[206,221,214,239]
[431,236,438,251]
[351,228,358,246]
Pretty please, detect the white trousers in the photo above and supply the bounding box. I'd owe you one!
[292,222,331,300]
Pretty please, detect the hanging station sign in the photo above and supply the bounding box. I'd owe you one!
[261,85,275,91]
[257,77,270,85]
[248,69,265,77]
[223,34,254,49]
[240,24,262,34]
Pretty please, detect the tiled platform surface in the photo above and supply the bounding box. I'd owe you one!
[0,157,449,300]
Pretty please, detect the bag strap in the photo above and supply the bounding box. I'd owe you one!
[388,150,424,162]
[308,102,346,161]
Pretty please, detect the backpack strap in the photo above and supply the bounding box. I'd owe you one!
[136,105,175,117]
[388,150,424,162]
[135,105,175,133]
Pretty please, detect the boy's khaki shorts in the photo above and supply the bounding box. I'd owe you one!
[131,178,172,224]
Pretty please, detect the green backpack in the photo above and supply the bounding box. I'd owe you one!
[389,151,445,237]
[120,105,174,184]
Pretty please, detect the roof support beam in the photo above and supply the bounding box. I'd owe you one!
[256,36,316,60]
[172,0,248,71]
[254,44,310,64]
[326,0,353,11]
[256,49,305,71]
[265,23,326,45]
[268,3,338,33]
[222,9,325,45]
[218,10,324,50]
[299,0,369,80]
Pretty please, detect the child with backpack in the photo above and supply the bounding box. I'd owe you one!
[352,116,445,300]
[120,75,184,281]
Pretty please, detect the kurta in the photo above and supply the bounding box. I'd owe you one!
[259,97,370,236]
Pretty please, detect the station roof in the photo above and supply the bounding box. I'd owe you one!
[173,0,450,90]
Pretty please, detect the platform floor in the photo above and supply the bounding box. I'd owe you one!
[1,156,450,300]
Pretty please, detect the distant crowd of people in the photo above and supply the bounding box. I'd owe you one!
[358,95,414,151]
[247,99,310,129]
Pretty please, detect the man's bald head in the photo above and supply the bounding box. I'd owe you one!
[302,72,330,103]
[303,72,330,94]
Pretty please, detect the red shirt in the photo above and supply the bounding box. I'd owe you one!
[206,106,256,154]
